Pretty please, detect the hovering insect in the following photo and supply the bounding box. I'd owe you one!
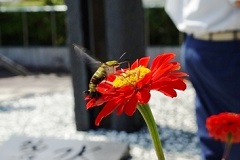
[74,44,127,98]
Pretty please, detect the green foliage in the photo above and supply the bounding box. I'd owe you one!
[0,13,23,45]
[44,0,64,5]
[55,12,66,45]
[146,8,180,46]
[28,12,52,45]
[0,7,179,46]
[1,0,64,7]
[0,11,66,46]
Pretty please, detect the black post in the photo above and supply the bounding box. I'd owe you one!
[65,0,146,132]
[104,0,146,132]
[65,0,90,131]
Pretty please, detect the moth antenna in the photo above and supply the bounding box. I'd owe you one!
[118,52,127,61]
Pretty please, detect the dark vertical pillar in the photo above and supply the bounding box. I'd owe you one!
[65,0,146,132]
[104,0,146,132]
[105,0,146,61]
[88,0,107,58]
[65,0,90,131]
[86,0,112,129]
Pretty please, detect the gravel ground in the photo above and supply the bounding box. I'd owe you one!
[0,74,200,160]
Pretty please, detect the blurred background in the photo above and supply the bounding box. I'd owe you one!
[0,0,200,159]
[0,0,181,75]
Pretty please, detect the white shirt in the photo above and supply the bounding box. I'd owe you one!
[165,0,240,36]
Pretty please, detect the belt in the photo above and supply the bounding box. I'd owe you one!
[193,31,240,41]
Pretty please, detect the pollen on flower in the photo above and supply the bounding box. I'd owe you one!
[113,66,151,88]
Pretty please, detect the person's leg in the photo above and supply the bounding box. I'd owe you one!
[182,36,240,160]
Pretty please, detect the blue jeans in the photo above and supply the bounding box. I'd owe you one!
[182,35,240,160]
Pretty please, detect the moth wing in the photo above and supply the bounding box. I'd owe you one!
[73,44,102,73]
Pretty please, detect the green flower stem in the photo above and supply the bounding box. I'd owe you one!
[222,133,233,160]
[137,103,165,160]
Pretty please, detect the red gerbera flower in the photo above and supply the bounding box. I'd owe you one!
[206,112,240,143]
[85,53,188,126]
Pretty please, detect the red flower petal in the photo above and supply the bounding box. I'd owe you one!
[170,79,187,90]
[151,63,180,81]
[86,98,98,108]
[131,59,139,69]
[206,112,240,143]
[150,53,175,72]
[97,82,113,92]
[95,99,121,126]
[105,74,116,82]
[86,95,110,109]
[169,71,189,78]
[124,95,138,116]
[137,90,151,104]
[136,72,152,89]
[158,87,177,98]
[150,77,187,96]
[139,56,150,67]
[155,79,187,91]
[116,100,126,115]
[85,52,188,126]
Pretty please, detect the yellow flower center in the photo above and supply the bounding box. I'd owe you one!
[113,66,151,88]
